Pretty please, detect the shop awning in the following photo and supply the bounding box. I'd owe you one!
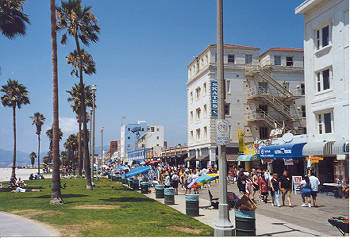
[260,143,306,159]
[184,155,196,162]
[227,154,239,162]
[302,141,335,156]
[237,154,259,162]
[332,141,349,155]
[197,154,209,161]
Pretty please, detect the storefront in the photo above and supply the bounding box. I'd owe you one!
[259,143,306,176]
[237,154,260,171]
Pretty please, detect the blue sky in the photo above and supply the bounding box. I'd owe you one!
[0,0,304,153]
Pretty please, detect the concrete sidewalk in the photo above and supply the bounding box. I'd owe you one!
[0,212,60,237]
[143,189,328,237]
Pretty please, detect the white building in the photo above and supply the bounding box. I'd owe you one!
[187,44,305,165]
[136,125,165,149]
[296,0,349,183]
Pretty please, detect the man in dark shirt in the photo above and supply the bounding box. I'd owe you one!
[279,170,292,207]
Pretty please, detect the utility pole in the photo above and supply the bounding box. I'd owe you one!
[101,127,104,166]
[92,85,96,174]
[90,110,93,185]
[214,0,234,236]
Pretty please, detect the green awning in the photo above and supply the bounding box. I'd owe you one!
[237,154,260,162]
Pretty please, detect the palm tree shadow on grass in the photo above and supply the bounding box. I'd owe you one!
[29,194,88,199]
[100,197,155,203]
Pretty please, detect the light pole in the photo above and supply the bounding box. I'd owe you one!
[91,85,96,183]
[101,127,104,166]
[214,0,234,236]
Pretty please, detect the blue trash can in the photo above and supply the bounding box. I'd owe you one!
[155,185,164,198]
[234,209,256,236]
[185,194,199,216]
[164,187,175,205]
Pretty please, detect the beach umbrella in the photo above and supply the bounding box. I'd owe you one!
[125,166,151,178]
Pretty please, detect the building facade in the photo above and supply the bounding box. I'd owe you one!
[109,140,120,156]
[136,125,165,149]
[120,121,147,160]
[187,44,306,165]
[296,0,349,183]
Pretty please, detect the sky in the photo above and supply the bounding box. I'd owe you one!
[0,0,305,154]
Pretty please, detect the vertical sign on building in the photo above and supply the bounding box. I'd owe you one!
[211,81,218,117]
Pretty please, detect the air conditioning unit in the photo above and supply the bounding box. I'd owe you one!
[297,106,302,110]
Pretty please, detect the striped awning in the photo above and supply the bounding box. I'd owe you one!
[302,141,335,156]
[332,141,349,155]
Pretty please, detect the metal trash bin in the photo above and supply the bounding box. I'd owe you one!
[234,209,256,236]
[164,187,175,205]
[185,194,199,216]
[155,185,164,198]
[141,182,149,194]
[133,179,139,190]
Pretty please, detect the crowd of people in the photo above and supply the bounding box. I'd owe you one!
[236,168,322,208]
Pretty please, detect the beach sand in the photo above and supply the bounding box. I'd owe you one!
[0,168,51,182]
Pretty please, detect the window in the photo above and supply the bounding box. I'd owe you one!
[128,128,130,131]
[127,136,130,140]
[203,83,207,96]
[190,131,194,141]
[317,112,333,134]
[196,87,201,100]
[258,104,268,113]
[316,25,330,50]
[157,136,159,140]
[203,104,207,117]
[151,127,155,132]
[226,80,231,94]
[301,105,306,117]
[196,108,201,120]
[157,128,159,132]
[204,126,207,139]
[286,57,293,66]
[301,83,305,95]
[258,82,268,93]
[228,54,235,63]
[127,144,130,148]
[316,68,331,92]
[282,81,290,91]
[141,128,144,131]
[274,56,281,65]
[196,128,201,141]
[190,111,193,121]
[224,103,230,116]
[259,127,269,139]
[156,144,159,147]
[245,54,253,64]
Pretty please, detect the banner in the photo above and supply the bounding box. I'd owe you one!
[244,143,255,155]
[236,130,245,153]
[210,81,218,117]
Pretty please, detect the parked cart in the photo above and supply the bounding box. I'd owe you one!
[328,217,349,236]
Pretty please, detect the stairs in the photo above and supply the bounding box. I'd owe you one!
[247,109,283,129]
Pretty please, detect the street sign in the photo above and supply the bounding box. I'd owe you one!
[216,119,230,145]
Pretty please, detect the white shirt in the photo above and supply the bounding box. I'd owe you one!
[309,176,320,192]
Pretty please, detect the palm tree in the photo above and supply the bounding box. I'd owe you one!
[46,127,63,162]
[56,0,100,190]
[0,0,30,39]
[64,133,78,173]
[29,152,36,168]
[66,83,94,176]
[1,79,30,180]
[30,112,45,174]
[50,0,63,204]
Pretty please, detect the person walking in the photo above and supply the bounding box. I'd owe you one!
[259,174,269,203]
[171,172,179,195]
[300,176,312,207]
[309,172,320,207]
[252,171,259,200]
[270,173,281,207]
[279,170,292,207]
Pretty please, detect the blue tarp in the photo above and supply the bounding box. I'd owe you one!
[125,166,151,178]
[259,143,306,159]
[112,165,129,172]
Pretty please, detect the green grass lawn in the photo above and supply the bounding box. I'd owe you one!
[0,178,213,237]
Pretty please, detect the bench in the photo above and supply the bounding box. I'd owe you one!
[209,190,219,209]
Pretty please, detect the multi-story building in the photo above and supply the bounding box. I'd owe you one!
[109,140,120,156]
[296,0,349,183]
[120,121,147,161]
[187,44,305,165]
[136,125,165,149]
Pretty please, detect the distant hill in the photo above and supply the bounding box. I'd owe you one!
[0,149,32,168]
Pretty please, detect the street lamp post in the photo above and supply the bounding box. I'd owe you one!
[90,110,93,185]
[101,127,104,166]
[91,85,96,184]
[214,0,234,236]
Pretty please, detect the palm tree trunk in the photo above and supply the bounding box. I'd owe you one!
[75,34,92,190]
[50,0,63,205]
[11,105,16,180]
[37,134,41,174]
[78,118,82,176]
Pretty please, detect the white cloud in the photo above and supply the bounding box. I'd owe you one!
[59,117,78,134]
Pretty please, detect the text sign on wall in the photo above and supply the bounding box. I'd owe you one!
[211,81,218,117]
